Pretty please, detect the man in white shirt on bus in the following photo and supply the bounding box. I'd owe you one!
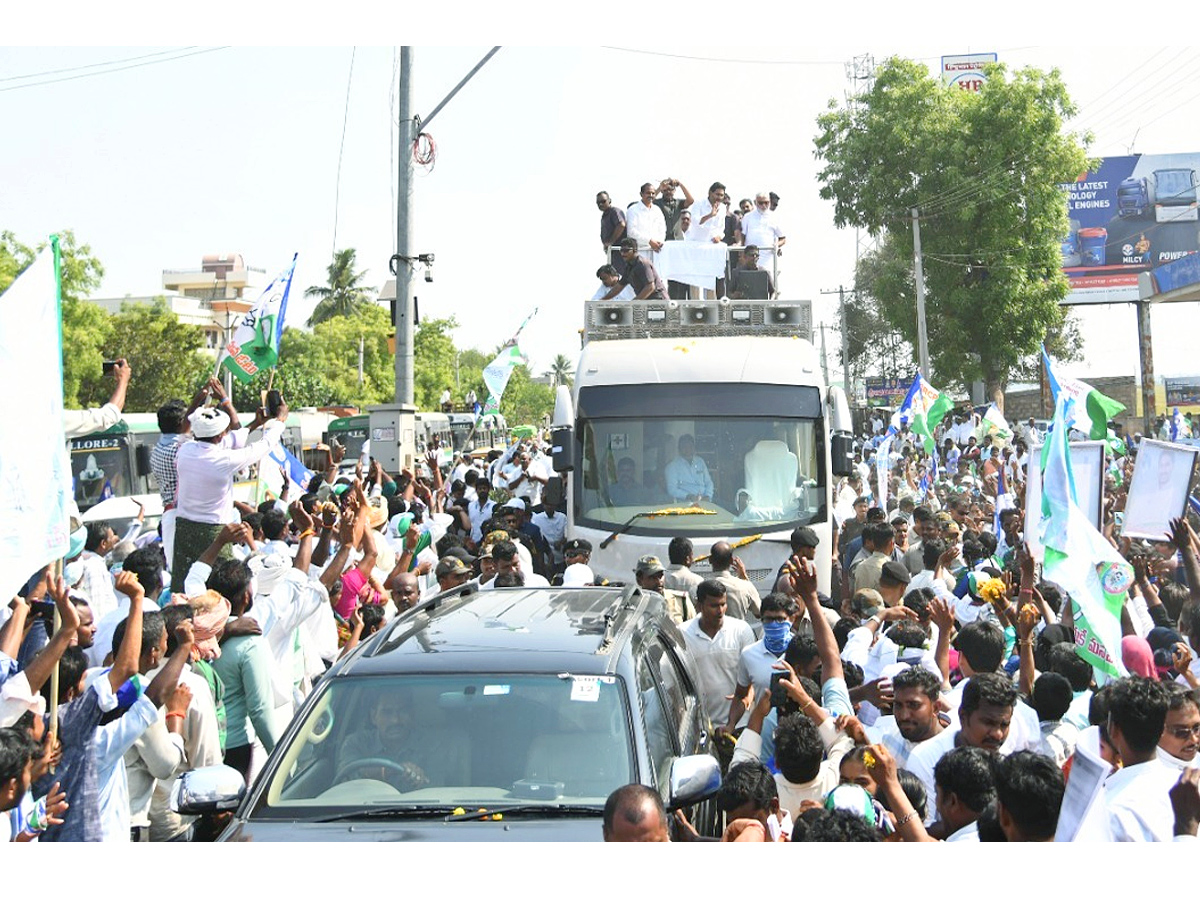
[625,182,666,259]
[739,192,786,278]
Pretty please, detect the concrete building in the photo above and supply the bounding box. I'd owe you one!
[89,253,264,355]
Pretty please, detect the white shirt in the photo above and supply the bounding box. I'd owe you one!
[63,402,121,439]
[503,457,549,505]
[739,208,784,257]
[906,725,961,825]
[175,421,284,524]
[1105,758,1179,842]
[625,201,666,252]
[468,497,497,543]
[592,283,635,300]
[864,715,940,770]
[692,198,726,244]
[480,570,550,590]
[76,552,119,623]
[86,591,163,669]
[679,616,755,725]
[531,510,566,560]
[732,720,852,822]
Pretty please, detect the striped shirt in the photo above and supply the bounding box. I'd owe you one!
[150,434,183,506]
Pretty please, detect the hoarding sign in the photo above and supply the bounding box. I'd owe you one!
[1060,154,1200,305]
[864,376,910,408]
[1166,377,1200,407]
[942,53,997,92]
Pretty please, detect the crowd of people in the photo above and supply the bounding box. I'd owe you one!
[599,403,1200,841]
[8,358,1200,843]
[594,178,785,302]
[0,365,579,842]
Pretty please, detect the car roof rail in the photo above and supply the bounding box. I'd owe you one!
[596,584,650,656]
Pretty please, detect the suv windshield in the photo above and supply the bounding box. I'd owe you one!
[254,674,633,818]
[577,415,825,534]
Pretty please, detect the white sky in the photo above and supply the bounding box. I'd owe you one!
[5,17,1200,390]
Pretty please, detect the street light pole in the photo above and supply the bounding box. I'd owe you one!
[912,208,931,377]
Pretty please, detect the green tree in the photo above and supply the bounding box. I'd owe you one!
[413,317,459,410]
[305,248,374,327]
[814,58,1090,407]
[80,299,212,411]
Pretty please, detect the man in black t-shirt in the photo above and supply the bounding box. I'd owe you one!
[603,238,667,300]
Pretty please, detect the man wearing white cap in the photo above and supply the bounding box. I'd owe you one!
[170,396,289,591]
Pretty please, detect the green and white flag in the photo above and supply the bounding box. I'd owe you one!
[222,253,297,383]
[0,237,74,603]
[890,372,954,455]
[1040,392,1129,680]
[1043,345,1125,440]
[975,403,1011,446]
[482,344,524,415]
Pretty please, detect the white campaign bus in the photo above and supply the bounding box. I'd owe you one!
[550,299,854,600]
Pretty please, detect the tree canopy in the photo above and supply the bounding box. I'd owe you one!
[305,247,374,327]
[814,58,1090,404]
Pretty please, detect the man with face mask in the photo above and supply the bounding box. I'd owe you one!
[722,593,798,736]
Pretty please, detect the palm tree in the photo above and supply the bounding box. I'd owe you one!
[305,248,374,327]
[544,353,574,389]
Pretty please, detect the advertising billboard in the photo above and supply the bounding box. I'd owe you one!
[864,376,911,408]
[1166,377,1200,407]
[942,53,997,92]
[1061,154,1200,305]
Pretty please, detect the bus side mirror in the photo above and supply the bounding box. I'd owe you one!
[135,443,152,478]
[551,428,574,473]
[830,432,855,477]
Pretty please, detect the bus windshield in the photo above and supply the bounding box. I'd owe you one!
[576,415,825,535]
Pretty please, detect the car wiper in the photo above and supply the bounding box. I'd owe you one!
[313,804,460,822]
[445,804,601,822]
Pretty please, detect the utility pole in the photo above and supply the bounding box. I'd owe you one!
[358,335,364,386]
[912,208,931,377]
[819,322,829,386]
[394,48,416,405]
[819,285,853,394]
[392,46,500,406]
[1137,300,1157,435]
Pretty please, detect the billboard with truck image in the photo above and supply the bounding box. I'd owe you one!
[1061,154,1200,304]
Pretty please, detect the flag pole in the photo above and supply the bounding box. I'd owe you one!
[49,234,64,758]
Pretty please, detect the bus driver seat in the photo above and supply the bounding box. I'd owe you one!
[742,440,798,513]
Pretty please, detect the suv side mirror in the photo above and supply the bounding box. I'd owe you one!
[667,754,721,810]
[170,765,246,815]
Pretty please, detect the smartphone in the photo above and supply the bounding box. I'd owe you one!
[769,672,787,709]
[30,600,56,620]
[102,359,117,375]
[266,389,283,417]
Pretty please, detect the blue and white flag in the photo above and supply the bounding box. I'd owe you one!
[1171,407,1184,442]
[261,444,316,501]
[222,254,297,383]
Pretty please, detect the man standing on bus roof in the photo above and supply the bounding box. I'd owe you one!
[665,434,713,505]
[740,191,786,279]
[63,358,131,439]
[625,182,667,258]
[597,190,626,267]
[606,239,667,301]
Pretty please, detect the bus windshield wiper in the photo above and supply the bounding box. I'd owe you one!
[600,506,716,549]
[314,804,460,822]
[445,804,601,822]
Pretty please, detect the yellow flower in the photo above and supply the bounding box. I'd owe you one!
[978,578,1007,606]
[862,749,877,769]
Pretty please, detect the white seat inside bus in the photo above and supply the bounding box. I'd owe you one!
[742,440,798,511]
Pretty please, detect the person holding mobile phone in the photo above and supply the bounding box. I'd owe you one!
[63,358,132,439]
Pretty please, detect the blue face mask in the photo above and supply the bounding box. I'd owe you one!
[762,620,792,656]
